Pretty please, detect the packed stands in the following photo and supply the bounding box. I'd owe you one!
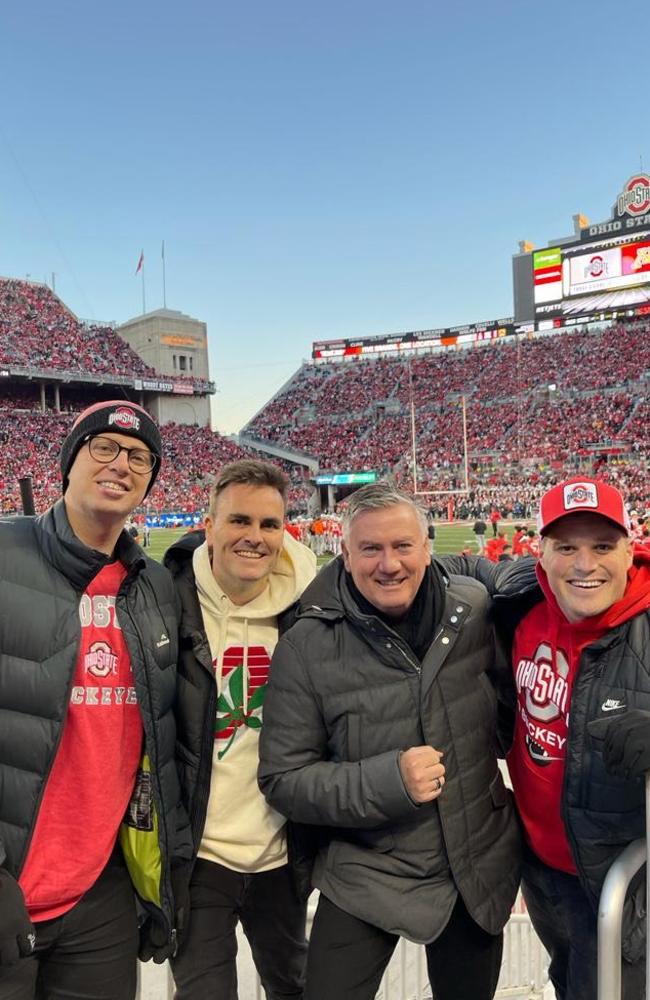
[0,279,157,378]
[243,321,650,512]
[0,406,311,515]
[0,278,204,390]
[1,272,649,518]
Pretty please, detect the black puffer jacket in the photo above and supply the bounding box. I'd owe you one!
[258,557,522,943]
[0,502,193,955]
[443,554,649,962]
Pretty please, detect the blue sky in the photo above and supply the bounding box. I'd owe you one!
[1,0,646,433]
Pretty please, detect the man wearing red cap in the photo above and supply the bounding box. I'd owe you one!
[447,476,650,1000]
[0,401,192,999]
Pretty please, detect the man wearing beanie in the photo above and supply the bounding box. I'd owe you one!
[445,477,650,1000]
[0,400,192,999]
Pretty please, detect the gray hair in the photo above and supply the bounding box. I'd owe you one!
[341,481,428,541]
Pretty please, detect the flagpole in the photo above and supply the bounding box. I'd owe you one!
[135,250,146,314]
[162,240,167,308]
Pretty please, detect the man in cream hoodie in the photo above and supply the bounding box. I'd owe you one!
[164,460,317,1000]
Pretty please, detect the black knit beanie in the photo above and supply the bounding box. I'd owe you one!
[60,400,162,497]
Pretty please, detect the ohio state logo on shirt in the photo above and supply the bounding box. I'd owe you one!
[108,407,141,431]
[214,645,271,759]
[84,640,118,677]
[515,642,570,768]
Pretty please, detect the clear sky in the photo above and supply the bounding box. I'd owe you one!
[1,0,646,433]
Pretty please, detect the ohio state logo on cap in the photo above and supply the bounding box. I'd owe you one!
[563,482,598,511]
[108,406,141,431]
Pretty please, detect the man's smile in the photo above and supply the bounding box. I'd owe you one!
[97,480,128,493]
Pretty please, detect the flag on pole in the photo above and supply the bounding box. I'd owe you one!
[135,251,144,275]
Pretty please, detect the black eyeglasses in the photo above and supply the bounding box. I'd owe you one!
[85,435,158,475]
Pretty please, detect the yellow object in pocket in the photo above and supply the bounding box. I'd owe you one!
[119,754,162,907]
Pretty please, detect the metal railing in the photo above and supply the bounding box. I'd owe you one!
[137,773,650,999]
[137,897,549,999]
[597,772,650,1000]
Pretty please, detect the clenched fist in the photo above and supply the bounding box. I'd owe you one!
[399,746,445,804]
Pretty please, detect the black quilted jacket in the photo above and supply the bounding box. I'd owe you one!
[442,554,649,963]
[0,501,193,953]
[258,556,522,942]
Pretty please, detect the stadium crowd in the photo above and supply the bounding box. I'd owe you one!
[0,278,204,389]
[242,321,650,513]
[0,279,156,378]
[0,404,311,516]
[247,321,650,443]
[0,282,649,520]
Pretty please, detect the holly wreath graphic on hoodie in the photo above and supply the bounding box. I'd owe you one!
[191,530,316,873]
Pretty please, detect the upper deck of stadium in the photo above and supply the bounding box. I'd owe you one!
[1,272,649,517]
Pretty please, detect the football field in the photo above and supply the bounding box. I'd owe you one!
[146,521,522,564]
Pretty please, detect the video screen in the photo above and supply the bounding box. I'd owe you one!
[532,233,650,322]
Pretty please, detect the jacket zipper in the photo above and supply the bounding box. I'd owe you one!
[391,638,422,675]
[122,577,173,940]
[192,668,217,850]
[357,611,423,675]
[176,569,216,858]
[561,643,601,894]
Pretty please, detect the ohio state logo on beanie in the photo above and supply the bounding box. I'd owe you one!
[108,407,141,432]
[60,399,162,497]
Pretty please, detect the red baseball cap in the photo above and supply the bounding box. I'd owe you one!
[537,478,630,536]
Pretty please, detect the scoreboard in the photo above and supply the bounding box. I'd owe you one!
[533,231,650,325]
[514,173,650,328]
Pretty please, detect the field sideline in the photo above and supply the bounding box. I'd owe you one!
[145,521,523,564]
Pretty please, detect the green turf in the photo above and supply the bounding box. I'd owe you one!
[144,521,523,564]
[146,527,191,563]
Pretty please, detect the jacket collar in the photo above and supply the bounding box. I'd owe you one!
[36,499,144,592]
[298,554,448,634]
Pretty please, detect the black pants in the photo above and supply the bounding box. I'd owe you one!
[171,859,307,1000]
[0,860,138,1000]
[304,894,503,1000]
[522,851,645,1000]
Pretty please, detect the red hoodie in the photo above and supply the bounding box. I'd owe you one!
[507,546,650,873]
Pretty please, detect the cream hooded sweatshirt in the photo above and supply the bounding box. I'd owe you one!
[193,531,317,873]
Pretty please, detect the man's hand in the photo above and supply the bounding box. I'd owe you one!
[603,710,650,780]
[139,865,192,964]
[399,746,445,804]
[138,918,172,964]
[0,869,36,966]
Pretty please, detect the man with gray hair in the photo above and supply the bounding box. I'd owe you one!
[259,481,521,1000]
